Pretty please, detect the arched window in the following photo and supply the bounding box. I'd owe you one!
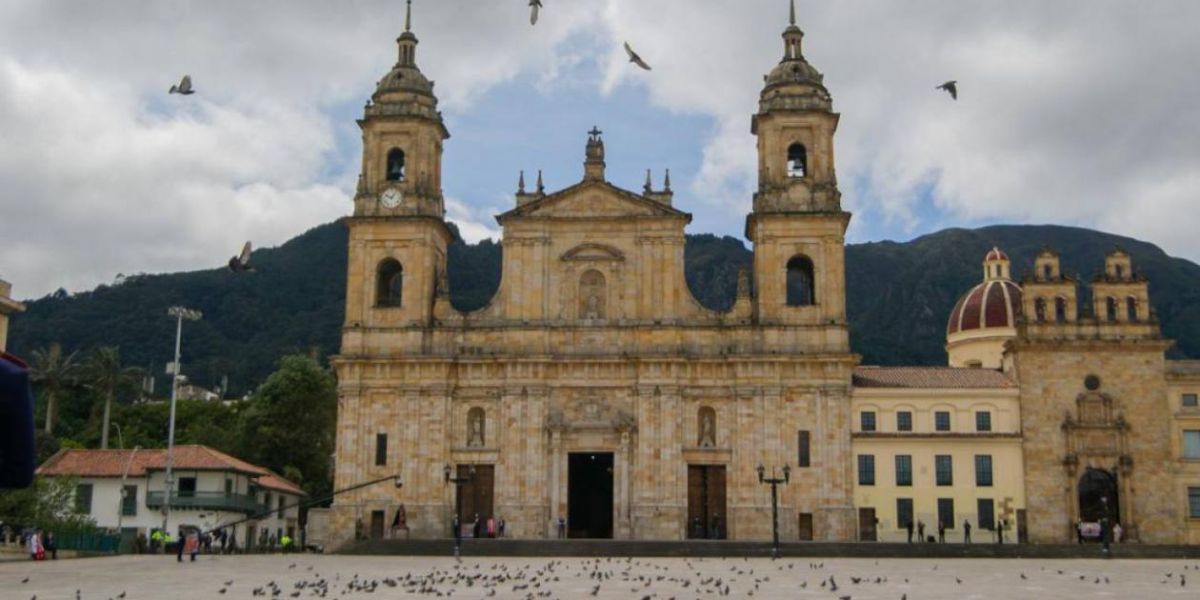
[1042,264,1053,280]
[579,269,606,319]
[786,144,807,178]
[786,255,815,306]
[1106,297,1118,322]
[386,148,406,182]
[1126,297,1138,322]
[1034,297,1047,323]
[376,259,403,307]
[1055,297,1068,323]
[466,407,485,448]
[697,406,716,448]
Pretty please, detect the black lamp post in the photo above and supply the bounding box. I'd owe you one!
[757,463,791,558]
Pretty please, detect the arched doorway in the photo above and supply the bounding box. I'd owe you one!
[1078,468,1119,524]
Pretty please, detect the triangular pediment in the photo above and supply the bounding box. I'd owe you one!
[498,180,689,221]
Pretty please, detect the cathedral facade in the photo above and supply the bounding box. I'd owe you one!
[330,5,1198,547]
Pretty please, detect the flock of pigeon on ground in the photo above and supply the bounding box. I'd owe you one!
[14,557,1200,600]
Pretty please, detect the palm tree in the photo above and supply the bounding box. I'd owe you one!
[30,343,80,434]
[83,346,142,449]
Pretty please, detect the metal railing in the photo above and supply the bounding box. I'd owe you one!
[145,491,261,514]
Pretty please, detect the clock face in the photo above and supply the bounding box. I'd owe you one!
[379,187,403,209]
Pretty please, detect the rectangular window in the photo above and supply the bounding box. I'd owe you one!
[975,455,994,487]
[896,498,913,529]
[121,485,137,516]
[1190,488,1200,518]
[895,455,912,486]
[937,498,955,528]
[1185,431,1200,459]
[74,483,93,513]
[375,432,388,466]
[896,411,913,432]
[861,412,877,432]
[978,498,995,529]
[225,479,233,495]
[935,455,953,486]
[975,411,992,432]
[1185,393,1199,408]
[858,455,875,486]
[178,477,196,497]
[935,411,952,432]
[278,496,286,514]
[797,430,811,467]
[264,492,272,511]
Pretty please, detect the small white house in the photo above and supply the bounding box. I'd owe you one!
[37,445,306,550]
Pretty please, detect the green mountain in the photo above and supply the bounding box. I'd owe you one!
[9,222,1200,395]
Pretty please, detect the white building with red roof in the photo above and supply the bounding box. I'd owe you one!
[37,445,306,550]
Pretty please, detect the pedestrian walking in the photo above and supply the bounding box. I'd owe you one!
[905,520,914,543]
[917,520,925,542]
[176,527,186,562]
[498,517,506,539]
[996,519,1005,545]
[28,529,42,561]
[1075,520,1084,544]
[557,516,566,539]
[938,521,945,543]
[185,530,200,562]
[1113,522,1123,544]
[44,532,57,560]
[1100,519,1111,556]
[487,515,496,538]
[963,519,972,543]
[452,515,462,548]
[472,514,481,539]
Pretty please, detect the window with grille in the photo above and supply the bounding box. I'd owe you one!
[975,455,994,486]
[895,455,912,486]
[978,498,995,529]
[897,411,912,432]
[860,411,877,432]
[935,455,953,486]
[1185,431,1200,459]
[1184,393,1199,408]
[75,484,93,513]
[896,498,913,529]
[858,455,875,486]
[935,411,951,432]
[121,485,137,516]
[937,498,955,528]
[975,411,992,432]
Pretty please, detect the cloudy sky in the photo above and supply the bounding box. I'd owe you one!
[1,0,1198,299]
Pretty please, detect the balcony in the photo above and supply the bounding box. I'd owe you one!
[145,491,262,514]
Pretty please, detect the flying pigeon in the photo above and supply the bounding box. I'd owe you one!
[624,42,652,71]
[529,0,542,25]
[936,80,957,100]
[169,75,195,95]
[228,241,255,272]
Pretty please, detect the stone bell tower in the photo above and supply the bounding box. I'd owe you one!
[344,0,453,331]
[746,0,850,349]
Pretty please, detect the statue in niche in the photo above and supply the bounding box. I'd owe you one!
[578,269,606,320]
[467,408,485,447]
[698,407,716,448]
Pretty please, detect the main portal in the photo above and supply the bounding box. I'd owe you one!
[568,453,614,538]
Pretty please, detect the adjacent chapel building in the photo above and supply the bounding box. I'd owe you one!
[330,4,1200,547]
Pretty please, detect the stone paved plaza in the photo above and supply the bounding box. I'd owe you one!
[3,554,1199,600]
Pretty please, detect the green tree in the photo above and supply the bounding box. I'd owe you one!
[30,343,81,434]
[82,346,143,449]
[238,354,336,497]
[0,476,96,533]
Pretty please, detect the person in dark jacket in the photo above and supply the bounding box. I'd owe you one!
[906,520,914,543]
[0,352,35,489]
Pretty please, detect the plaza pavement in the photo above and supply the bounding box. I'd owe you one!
[2,553,1198,599]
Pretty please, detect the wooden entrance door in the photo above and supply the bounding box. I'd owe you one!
[687,465,727,539]
[858,508,877,541]
[369,510,385,540]
[455,465,495,536]
[797,513,814,541]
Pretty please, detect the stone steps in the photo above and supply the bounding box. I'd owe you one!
[339,538,1200,559]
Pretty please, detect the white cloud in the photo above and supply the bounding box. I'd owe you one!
[1,0,1198,299]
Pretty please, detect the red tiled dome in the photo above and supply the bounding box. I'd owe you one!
[985,247,1009,262]
[947,279,1023,335]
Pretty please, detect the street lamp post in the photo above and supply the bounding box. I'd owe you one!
[757,463,791,559]
[161,306,202,549]
[444,464,476,552]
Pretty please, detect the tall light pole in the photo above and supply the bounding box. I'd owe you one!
[161,306,202,546]
[757,463,790,559]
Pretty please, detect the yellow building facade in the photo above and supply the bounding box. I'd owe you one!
[330,3,1197,548]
